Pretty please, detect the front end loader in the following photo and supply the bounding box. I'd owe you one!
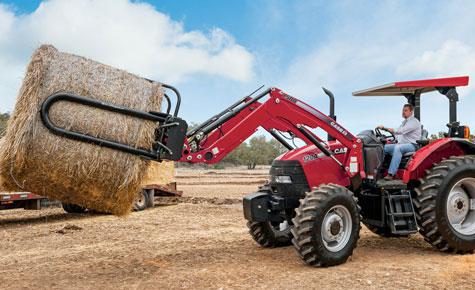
[40,76,475,267]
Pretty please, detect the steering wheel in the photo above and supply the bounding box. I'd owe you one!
[375,127,396,143]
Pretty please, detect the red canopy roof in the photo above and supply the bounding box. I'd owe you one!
[352,76,469,96]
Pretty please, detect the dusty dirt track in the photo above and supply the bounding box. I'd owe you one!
[1,167,474,289]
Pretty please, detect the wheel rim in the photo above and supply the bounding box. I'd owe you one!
[447,177,475,236]
[270,220,290,233]
[135,192,146,208]
[321,205,352,252]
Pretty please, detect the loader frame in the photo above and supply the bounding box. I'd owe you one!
[40,86,366,181]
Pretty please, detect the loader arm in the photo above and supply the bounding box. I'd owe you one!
[40,86,365,179]
[181,87,365,179]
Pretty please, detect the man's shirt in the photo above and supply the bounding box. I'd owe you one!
[395,115,422,144]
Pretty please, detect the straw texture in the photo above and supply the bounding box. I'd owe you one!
[142,161,175,186]
[0,45,171,215]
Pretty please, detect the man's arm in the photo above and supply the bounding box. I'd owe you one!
[377,125,395,133]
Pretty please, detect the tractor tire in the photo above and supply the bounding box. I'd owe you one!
[133,190,149,212]
[291,184,361,267]
[363,223,410,238]
[414,156,475,253]
[62,203,87,214]
[246,184,293,247]
[247,221,293,247]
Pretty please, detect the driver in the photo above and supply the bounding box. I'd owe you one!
[377,104,421,180]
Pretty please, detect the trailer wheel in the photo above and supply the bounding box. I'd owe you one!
[414,156,475,253]
[133,190,149,211]
[291,184,361,267]
[62,203,87,214]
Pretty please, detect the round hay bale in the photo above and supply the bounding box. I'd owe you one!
[0,45,168,215]
[142,161,175,186]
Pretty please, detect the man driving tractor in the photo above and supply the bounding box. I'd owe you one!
[378,104,422,180]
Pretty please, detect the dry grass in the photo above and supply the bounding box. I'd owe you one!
[0,45,165,215]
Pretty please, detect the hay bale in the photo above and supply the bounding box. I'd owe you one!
[141,161,175,186]
[0,45,165,215]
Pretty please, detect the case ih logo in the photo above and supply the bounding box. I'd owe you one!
[330,121,348,136]
[334,147,347,154]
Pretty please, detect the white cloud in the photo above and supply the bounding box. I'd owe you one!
[0,0,254,112]
[397,40,475,94]
[278,2,475,135]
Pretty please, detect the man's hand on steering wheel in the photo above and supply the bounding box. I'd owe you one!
[375,126,396,143]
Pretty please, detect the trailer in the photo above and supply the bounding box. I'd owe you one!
[134,182,183,211]
[62,182,182,213]
[0,192,47,210]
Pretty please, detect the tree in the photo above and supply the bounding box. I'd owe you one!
[220,135,287,169]
[0,113,9,137]
[221,143,249,165]
[429,131,475,142]
[429,131,446,141]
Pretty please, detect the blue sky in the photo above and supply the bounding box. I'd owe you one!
[1,0,475,136]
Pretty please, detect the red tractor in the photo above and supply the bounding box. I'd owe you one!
[40,76,475,267]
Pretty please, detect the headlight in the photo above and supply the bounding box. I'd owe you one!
[273,175,292,184]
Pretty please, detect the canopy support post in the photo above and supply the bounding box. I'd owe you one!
[404,90,421,121]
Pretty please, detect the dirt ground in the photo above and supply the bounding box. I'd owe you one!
[1,167,474,290]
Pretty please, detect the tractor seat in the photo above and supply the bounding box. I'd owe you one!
[381,127,429,171]
[416,139,430,146]
[401,127,429,158]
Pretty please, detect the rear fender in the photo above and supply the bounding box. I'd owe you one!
[403,138,475,182]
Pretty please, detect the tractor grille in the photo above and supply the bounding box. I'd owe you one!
[269,160,310,198]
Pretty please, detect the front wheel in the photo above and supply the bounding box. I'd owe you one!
[247,220,293,247]
[247,184,293,247]
[291,184,361,267]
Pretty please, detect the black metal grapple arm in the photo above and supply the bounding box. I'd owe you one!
[40,85,188,161]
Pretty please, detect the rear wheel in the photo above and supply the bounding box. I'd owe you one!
[414,156,475,253]
[62,203,87,214]
[291,184,360,267]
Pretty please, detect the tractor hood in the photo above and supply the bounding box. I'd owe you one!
[272,140,351,188]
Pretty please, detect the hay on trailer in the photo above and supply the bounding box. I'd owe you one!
[141,161,175,186]
[0,44,170,215]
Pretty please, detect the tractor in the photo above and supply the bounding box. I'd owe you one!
[40,76,475,267]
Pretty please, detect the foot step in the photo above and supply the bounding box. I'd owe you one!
[387,190,418,235]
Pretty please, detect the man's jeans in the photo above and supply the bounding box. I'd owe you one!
[384,143,417,175]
